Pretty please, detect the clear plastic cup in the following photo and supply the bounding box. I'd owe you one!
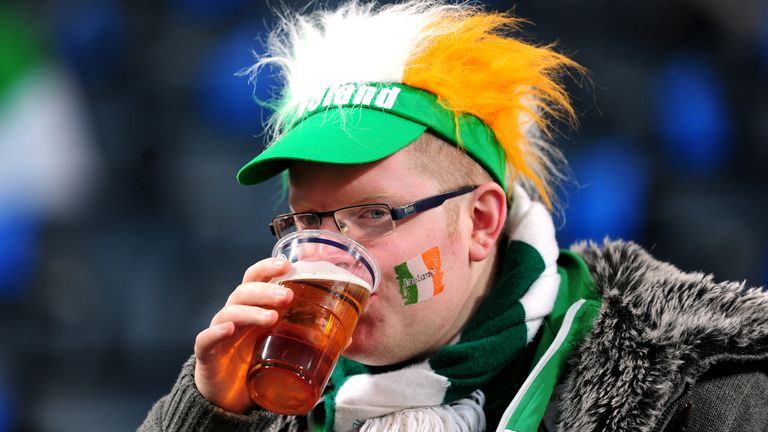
[246,230,380,415]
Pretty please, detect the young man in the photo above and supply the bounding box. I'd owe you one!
[142,1,768,431]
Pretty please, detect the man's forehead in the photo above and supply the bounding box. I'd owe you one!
[286,150,403,187]
[285,147,439,207]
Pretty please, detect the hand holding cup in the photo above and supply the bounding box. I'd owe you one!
[193,257,294,414]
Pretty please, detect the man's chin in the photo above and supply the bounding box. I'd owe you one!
[342,340,413,367]
[343,341,392,366]
[341,341,377,364]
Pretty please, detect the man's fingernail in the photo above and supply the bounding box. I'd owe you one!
[272,256,287,267]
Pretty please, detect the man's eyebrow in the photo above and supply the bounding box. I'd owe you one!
[289,193,401,211]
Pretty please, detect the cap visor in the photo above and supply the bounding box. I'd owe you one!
[237,108,427,184]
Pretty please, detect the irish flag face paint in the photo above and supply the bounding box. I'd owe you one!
[394,247,444,305]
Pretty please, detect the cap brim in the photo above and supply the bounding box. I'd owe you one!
[237,108,427,185]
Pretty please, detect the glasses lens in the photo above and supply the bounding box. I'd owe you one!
[336,205,394,240]
[273,213,321,237]
[294,213,321,230]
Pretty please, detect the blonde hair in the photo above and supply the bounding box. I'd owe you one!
[404,132,492,235]
[405,131,492,190]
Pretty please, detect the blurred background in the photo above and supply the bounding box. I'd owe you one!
[1,0,766,430]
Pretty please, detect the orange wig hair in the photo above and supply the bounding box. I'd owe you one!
[403,12,584,208]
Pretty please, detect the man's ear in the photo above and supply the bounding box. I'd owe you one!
[468,182,507,261]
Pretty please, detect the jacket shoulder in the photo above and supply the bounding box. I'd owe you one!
[558,239,768,432]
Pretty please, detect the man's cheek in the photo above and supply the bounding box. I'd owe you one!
[394,246,445,305]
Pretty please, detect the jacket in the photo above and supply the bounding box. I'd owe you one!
[139,240,768,431]
[554,240,768,432]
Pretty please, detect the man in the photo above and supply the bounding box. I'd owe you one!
[141,1,768,431]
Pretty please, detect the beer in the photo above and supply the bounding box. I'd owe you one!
[247,261,372,415]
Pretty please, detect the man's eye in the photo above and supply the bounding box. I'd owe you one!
[281,218,297,229]
[360,208,387,220]
[295,214,319,228]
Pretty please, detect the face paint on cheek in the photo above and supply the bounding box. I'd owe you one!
[394,246,444,305]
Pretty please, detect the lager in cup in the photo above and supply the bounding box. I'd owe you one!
[246,230,379,415]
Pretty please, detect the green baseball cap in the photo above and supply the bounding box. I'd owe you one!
[237,82,507,191]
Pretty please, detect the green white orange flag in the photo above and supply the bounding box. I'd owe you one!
[395,246,444,305]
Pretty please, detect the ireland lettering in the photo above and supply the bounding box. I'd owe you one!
[402,270,434,288]
[296,84,401,117]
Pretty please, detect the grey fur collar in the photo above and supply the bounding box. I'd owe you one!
[558,240,768,432]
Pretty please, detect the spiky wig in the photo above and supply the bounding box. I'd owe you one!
[247,0,582,208]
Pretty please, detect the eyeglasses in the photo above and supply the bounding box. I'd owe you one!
[270,185,479,241]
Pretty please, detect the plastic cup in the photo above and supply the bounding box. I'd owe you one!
[246,229,380,415]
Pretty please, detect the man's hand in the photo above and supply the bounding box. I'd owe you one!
[193,257,293,414]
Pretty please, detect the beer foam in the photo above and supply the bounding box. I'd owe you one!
[276,260,373,292]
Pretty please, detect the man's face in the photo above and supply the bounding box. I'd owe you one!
[288,148,481,366]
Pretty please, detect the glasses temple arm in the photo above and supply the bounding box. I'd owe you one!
[390,185,478,220]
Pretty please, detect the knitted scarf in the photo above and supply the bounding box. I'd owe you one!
[310,185,561,432]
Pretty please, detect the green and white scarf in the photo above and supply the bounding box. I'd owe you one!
[311,185,562,432]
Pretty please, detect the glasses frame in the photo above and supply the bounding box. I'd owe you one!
[269,185,479,240]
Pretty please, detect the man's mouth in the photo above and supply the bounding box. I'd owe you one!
[363,292,378,311]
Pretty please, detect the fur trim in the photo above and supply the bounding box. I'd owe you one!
[560,240,768,432]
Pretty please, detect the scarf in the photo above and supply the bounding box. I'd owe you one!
[312,185,561,432]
